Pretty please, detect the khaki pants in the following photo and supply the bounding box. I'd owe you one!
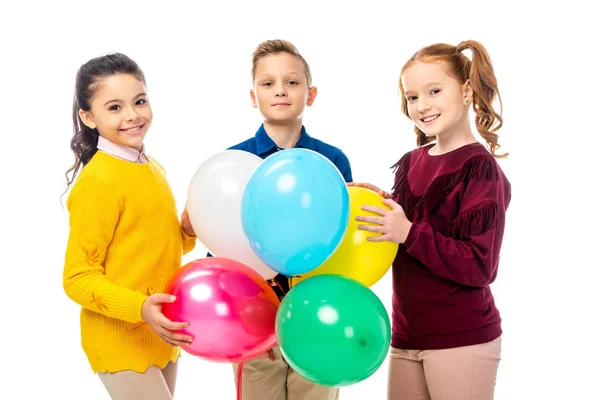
[388,336,501,400]
[233,346,339,400]
[97,360,178,400]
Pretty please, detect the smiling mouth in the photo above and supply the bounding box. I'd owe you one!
[120,125,144,134]
[421,115,440,123]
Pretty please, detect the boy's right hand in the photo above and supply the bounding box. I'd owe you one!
[141,293,194,347]
[347,182,392,199]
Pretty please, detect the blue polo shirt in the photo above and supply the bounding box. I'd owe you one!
[212,124,353,299]
[229,124,353,182]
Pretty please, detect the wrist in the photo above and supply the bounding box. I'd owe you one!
[140,296,150,321]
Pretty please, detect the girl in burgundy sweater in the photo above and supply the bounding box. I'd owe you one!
[351,40,510,399]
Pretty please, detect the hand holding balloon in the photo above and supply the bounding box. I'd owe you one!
[356,197,413,244]
[142,293,194,347]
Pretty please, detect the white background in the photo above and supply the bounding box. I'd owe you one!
[1,1,598,399]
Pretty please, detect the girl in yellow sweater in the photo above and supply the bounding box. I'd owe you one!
[63,53,196,399]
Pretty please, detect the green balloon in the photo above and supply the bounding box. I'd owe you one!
[276,274,391,387]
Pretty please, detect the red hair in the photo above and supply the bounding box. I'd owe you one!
[399,40,507,158]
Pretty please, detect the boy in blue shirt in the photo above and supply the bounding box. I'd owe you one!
[229,39,352,400]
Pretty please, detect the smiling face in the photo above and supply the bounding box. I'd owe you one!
[79,73,152,151]
[250,52,317,125]
[401,61,471,140]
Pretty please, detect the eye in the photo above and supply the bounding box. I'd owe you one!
[288,80,298,85]
[262,81,273,87]
[136,99,147,106]
[108,104,120,111]
[430,88,441,95]
[406,96,417,102]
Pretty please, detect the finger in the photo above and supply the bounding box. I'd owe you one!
[347,182,377,191]
[358,183,387,197]
[150,293,176,305]
[382,191,393,199]
[355,215,384,224]
[361,205,390,216]
[156,327,193,345]
[357,224,384,233]
[382,198,402,210]
[159,333,188,347]
[162,330,194,343]
[366,234,389,242]
[159,315,189,331]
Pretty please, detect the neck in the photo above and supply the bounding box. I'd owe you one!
[263,120,303,148]
[430,118,477,155]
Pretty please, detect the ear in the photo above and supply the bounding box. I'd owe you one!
[306,86,318,106]
[463,80,473,104]
[250,89,258,108]
[78,109,97,129]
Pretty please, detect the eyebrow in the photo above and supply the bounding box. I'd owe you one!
[104,92,147,106]
[257,72,302,80]
[404,82,444,95]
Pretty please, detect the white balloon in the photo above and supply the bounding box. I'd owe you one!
[187,150,277,280]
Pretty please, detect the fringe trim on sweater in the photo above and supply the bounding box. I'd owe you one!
[448,200,498,239]
[391,152,499,221]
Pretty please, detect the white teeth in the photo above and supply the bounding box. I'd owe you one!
[124,127,140,132]
[423,115,439,122]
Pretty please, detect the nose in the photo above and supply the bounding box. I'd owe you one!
[417,98,431,114]
[125,105,140,121]
[275,82,287,97]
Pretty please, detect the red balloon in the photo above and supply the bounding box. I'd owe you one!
[162,257,280,363]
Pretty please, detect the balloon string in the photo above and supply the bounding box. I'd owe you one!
[274,280,285,294]
[236,362,244,400]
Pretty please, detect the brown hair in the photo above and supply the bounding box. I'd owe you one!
[251,39,312,86]
[64,53,146,197]
[399,40,506,158]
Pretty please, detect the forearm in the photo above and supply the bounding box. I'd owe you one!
[63,262,147,323]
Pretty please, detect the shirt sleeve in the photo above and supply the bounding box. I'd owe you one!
[335,151,353,183]
[403,159,509,288]
[63,175,148,323]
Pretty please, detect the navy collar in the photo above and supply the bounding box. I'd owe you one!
[255,124,316,156]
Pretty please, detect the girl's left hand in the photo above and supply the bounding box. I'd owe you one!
[356,198,413,244]
[181,207,196,237]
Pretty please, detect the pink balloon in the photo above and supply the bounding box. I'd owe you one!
[162,258,280,363]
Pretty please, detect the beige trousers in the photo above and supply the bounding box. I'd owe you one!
[233,346,339,400]
[388,336,501,400]
[97,360,178,400]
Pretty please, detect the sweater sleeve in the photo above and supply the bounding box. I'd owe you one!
[180,223,197,255]
[63,175,148,323]
[403,160,508,288]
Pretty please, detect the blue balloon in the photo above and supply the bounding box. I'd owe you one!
[241,149,350,276]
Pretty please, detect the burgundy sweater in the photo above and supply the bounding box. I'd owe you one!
[390,143,511,350]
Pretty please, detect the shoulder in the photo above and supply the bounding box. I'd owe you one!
[310,138,350,164]
[460,144,503,183]
[67,156,123,208]
[460,145,511,207]
[147,156,166,174]
[391,145,427,175]
[228,137,257,151]
[76,153,122,186]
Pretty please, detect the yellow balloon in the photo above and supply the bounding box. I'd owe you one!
[293,187,399,287]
